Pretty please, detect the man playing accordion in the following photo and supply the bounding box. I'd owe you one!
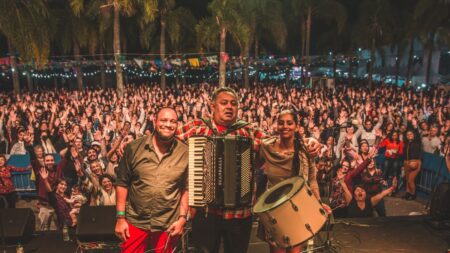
[177,87,321,253]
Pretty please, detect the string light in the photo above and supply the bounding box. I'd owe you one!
[0,53,397,82]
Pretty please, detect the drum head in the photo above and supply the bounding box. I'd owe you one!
[253,176,305,213]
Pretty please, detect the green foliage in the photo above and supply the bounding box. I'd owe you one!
[0,0,51,65]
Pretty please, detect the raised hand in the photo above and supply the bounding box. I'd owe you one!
[73,159,84,177]
[39,167,48,181]
[304,138,322,158]
[93,130,102,141]
[368,147,378,159]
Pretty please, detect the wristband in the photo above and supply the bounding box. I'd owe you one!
[117,211,126,216]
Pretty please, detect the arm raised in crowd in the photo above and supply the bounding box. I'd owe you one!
[371,178,397,207]
[39,167,52,193]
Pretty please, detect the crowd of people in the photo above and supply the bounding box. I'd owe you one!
[0,81,449,251]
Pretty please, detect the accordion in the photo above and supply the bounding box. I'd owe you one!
[188,135,254,208]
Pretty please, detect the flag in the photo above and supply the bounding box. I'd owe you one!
[134,58,144,69]
[170,59,182,66]
[0,57,11,65]
[207,56,218,64]
[188,58,200,67]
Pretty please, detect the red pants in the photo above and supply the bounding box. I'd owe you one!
[121,222,179,253]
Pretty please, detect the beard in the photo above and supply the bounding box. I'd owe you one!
[155,128,175,142]
[45,165,55,171]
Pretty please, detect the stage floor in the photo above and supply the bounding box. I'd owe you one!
[246,216,450,253]
[0,216,448,252]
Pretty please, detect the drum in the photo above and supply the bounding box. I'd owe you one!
[253,176,327,248]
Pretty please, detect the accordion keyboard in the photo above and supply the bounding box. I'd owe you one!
[188,136,207,207]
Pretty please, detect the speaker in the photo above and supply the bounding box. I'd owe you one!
[76,206,118,242]
[430,182,450,220]
[0,208,35,244]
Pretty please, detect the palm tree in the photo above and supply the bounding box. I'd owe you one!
[166,7,196,85]
[0,0,51,93]
[56,0,96,91]
[137,0,194,89]
[387,0,415,86]
[291,0,346,64]
[353,0,394,89]
[414,0,449,86]
[166,7,196,53]
[196,18,220,53]
[71,0,113,89]
[290,0,346,86]
[233,0,287,88]
[208,0,241,87]
[97,0,157,97]
[155,0,174,90]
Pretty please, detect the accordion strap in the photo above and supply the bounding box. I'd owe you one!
[201,118,250,136]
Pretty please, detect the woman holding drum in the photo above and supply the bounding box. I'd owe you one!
[254,110,331,253]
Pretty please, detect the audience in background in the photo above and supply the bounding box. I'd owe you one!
[0,81,448,229]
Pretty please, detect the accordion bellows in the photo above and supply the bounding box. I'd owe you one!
[188,136,254,208]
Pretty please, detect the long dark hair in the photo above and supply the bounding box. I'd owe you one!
[388,130,400,144]
[292,132,302,177]
[53,178,68,193]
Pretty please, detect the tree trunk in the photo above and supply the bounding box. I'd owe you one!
[181,58,186,85]
[73,40,83,91]
[332,54,337,78]
[348,58,353,85]
[406,38,414,87]
[425,32,434,86]
[379,48,385,80]
[7,40,20,94]
[368,37,376,89]
[243,44,250,88]
[285,65,291,89]
[300,19,306,86]
[254,37,259,84]
[54,75,58,90]
[114,0,124,97]
[100,46,106,89]
[394,44,401,86]
[160,10,167,90]
[219,25,227,87]
[26,67,33,92]
[305,7,312,65]
[174,51,180,86]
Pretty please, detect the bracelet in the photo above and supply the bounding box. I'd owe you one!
[116,211,126,216]
[116,215,126,219]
